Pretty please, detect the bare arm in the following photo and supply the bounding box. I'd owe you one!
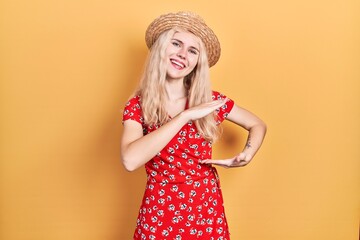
[200,104,267,167]
[120,99,228,171]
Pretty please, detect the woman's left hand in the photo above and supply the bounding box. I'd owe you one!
[200,152,253,168]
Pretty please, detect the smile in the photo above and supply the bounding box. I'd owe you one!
[170,59,186,69]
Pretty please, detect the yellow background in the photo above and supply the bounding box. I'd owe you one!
[1,0,359,239]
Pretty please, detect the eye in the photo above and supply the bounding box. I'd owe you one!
[172,41,181,47]
[189,49,198,55]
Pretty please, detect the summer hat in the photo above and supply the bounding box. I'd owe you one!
[145,11,221,67]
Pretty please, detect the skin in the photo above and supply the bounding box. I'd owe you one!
[121,30,266,171]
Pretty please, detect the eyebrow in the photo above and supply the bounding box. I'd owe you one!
[172,38,200,53]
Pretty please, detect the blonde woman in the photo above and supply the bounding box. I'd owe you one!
[121,11,266,240]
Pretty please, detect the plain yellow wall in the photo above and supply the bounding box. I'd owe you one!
[1,0,359,239]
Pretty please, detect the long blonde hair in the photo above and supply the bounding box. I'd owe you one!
[136,28,220,142]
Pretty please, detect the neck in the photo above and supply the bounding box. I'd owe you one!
[165,78,187,101]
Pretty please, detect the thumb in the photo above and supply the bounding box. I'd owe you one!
[237,152,247,161]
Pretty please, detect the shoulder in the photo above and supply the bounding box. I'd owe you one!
[124,95,142,112]
[211,90,235,123]
[125,95,141,106]
[122,95,143,124]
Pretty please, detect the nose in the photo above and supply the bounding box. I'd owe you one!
[177,47,187,59]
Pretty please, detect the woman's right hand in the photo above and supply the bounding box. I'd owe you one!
[181,98,228,121]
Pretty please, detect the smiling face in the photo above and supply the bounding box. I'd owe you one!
[165,30,201,81]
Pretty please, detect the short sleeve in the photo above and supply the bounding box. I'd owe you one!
[122,95,144,125]
[212,91,235,124]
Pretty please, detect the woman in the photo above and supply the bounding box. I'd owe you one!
[121,11,266,240]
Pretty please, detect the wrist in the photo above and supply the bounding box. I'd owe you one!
[176,110,190,125]
[178,110,190,123]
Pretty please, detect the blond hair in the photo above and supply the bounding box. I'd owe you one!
[136,28,220,142]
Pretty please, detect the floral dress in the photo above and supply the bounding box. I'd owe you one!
[122,91,235,240]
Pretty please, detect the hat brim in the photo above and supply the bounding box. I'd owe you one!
[145,12,221,67]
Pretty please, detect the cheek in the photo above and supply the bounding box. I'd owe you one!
[165,47,172,56]
[189,56,199,68]
[166,45,176,55]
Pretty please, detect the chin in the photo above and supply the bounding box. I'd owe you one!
[166,72,188,80]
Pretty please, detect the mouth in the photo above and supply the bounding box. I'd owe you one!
[170,59,186,70]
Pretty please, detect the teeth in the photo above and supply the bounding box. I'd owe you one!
[171,59,185,68]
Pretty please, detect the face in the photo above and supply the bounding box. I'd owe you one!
[165,31,200,81]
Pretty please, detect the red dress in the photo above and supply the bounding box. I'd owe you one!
[122,91,234,240]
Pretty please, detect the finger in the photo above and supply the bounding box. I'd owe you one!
[238,159,251,167]
[206,99,227,107]
[206,161,233,168]
[232,155,250,167]
[200,158,234,165]
[237,152,246,160]
[194,99,227,114]
[200,157,235,163]
[200,102,225,112]
[237,153,253,164]
[213,98,228,107]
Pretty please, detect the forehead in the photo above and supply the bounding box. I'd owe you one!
[172,30,200,49]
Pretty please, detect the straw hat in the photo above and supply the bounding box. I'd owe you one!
[145,11,221,67]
